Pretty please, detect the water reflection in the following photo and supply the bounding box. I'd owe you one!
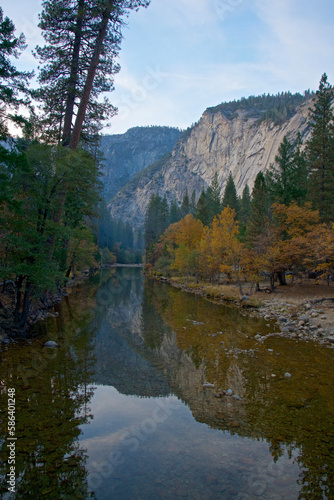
[0,269,333,499]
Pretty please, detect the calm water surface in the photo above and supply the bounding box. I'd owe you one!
[0,268,334,499]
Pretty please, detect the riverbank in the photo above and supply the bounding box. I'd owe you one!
[155,276,334,348]
[0,272,92,342]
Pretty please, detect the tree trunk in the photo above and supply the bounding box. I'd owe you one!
[70,0,115,150]
[14,275,24,324]
[277,271,287,286]
[270,273,275,292]
[62,0,85,145]
[18,281,32,328]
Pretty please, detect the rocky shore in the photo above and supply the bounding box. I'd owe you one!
[155,276,334,349]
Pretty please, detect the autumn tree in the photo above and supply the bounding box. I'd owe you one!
[199,207,244,289]
[271,202,320,281]
[162,215,203,281]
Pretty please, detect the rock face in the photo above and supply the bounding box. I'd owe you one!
[100,126,181,201]
[108,100,312,229]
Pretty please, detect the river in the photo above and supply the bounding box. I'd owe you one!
[0,268,333,499]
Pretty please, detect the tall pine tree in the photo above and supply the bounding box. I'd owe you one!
[222,172,239,217]
[306,73,334,222]
[0,7,32,138]
[267,134,309,206]
[35,0,149,146]
[246,172,270,247]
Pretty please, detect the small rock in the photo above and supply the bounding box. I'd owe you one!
[44,341,58,348]
[299,314,310,323]
[202,382,215,388]
[225,389,233,396]
[305,303,311,310]
[284,372,292,379]
[232,394,241,400]
[278,317,288,323]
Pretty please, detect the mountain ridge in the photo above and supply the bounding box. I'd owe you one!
[107,92,314,228]
[100,125,182,202]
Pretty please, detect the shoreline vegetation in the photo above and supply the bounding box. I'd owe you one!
[153,274,334,348]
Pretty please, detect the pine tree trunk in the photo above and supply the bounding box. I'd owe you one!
[62,0,85,145]
[70,0,115,150]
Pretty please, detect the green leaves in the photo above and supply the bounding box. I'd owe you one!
[306,73,334,223]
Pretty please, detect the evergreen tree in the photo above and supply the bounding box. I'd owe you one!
[196,175,222,226]
[210,172,222,217]
[240,184,251,224]
[35,0,150,147]
[159,195,170,235]
[180,190,190,218]
[144,194,165,252]
[222,172,239,217]
[306,73,334,222]
[292,132,308,204]
[196,189,211,226]
[266,135,308,206]
[246,172,270,247]
[170,199,181,224]
[0,7,32,138]
[190,190,196,216]
[238,184,251,241]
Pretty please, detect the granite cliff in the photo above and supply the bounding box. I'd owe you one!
[100,125,181,201]
[108,96,313,229]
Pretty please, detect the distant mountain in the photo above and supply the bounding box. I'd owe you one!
[108,92,314,229]
[100,126,182,201]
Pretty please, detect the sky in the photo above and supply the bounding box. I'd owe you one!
[2,0,334,134]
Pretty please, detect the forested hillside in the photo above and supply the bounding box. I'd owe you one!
[108,90,314,229]
[145,75,334,291]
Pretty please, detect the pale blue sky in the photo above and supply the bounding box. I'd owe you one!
[3,0,334,134]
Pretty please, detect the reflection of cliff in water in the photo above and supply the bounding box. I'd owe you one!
[92,268,171,397]
[90,269,334,498]
[139,278,334,500]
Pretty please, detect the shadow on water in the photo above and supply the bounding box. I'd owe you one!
[0,268,333,499]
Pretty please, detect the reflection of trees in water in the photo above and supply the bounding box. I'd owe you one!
[0,287,98,499]
[144,279,334,499]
